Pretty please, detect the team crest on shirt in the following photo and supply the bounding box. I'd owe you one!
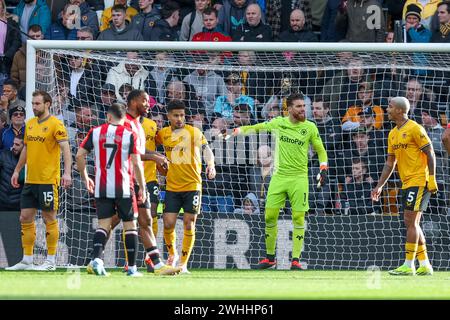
[213,37,219,41]
[402,133,407,138]
[300,129,307,136]
[82,15,88,22]
[149,21,155,27]
[42,127,49,133]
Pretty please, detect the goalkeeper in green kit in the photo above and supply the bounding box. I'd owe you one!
[226,93,328,270]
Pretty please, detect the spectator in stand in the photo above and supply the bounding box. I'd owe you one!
[151,112,165,130]
[63,54,102,104]
[309,96,343,213]
[404,4,432,42]
[149,1,180,41]
[76,25,94,40]
[322,57,366,119]
[183,60,227,117]
[233,3,272,41]
[442,122,450,153]
[249,144,273,209]
[192,7,232,41]
[342,82,385,132]
[187,106,209,131]
[312,96,344,180]
[45,4,80,40]
[67,104,99,149]
[431,1,450,42]
[13,0,51,41]
[229,103,255,202]
[344,127,384,182]
[0,0,21,94]
[277,9,318,42]
[202,115,235,214]
[218,0,255,39]
[131,0,160,41]
[214,73,255,122]
[266,0,312,39]
[145,51,178,105]
[118,82,133,103]
[68,0,100,38]
[163,79,206,116]
[0,104,25,150]
[358,108,389,149]
[402,0,440,29]
[95,83,116,120]
[100,0,138,32]
[345,0,385,42]
[233,192,260,214]
[236,50,271,111]
[404,77,435,124]
[179,0,210,41]
[97,4,143,40]
[265,105,281,121]
[104,51,149,99]
[321,0,348,42]
[342,158,381,215]
[0,135,25,211]
[11,25,43,91]
[421,108,447,177]
[0,79,25,113]
[385,30,395,42]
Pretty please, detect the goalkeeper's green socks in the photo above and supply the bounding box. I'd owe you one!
[265,208,280,257]
[292,211,306,260]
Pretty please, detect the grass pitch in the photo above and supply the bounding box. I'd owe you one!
[1,269,449,300]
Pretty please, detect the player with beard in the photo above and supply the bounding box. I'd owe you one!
[227,93,328,270]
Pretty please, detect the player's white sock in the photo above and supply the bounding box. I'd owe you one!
[23,255,33,264]
[419,259,430,267]
[47,255,56,264]
[404,259,413,268]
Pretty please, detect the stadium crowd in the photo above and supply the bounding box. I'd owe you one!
[0,0,449,216]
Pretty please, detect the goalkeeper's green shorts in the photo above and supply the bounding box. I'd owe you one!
[265,175,309,212]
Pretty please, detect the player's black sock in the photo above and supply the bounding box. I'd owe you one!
[267,254,275,262]
[125,229,138,267]
[146,246,161,265]
[92,228,108,259]
[292,258,299,263]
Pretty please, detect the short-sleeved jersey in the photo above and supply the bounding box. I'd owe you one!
[240,117,327,177]
[387,120,432,189]
[125,113,145,155]
[24,115,68,185]
[141,117,158,183]
[156,124,208,192]
[80,123,138,198]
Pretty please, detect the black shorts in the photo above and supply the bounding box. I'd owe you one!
[95,197,138,222]
[147,181,160,204]
[134,184,150,209]
[21,183,59,211]
[401,186,431,212]
[164,191,201,215]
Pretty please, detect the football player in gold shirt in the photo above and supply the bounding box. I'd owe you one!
[372,97,437,276]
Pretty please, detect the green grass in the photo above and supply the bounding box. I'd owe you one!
[1,269,450,300]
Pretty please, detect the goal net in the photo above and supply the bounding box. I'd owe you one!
[28,41,450,270]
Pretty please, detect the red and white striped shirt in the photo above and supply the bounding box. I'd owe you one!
[80,123,138,199]
[125,113,146,155]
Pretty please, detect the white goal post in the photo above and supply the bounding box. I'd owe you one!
[25,41,450,270]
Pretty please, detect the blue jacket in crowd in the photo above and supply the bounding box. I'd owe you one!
[13,0,51,35]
